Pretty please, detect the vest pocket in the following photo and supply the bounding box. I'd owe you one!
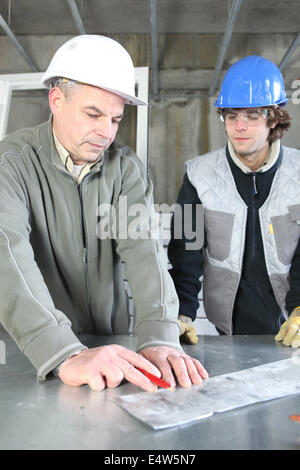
[271,204,300,265]
[202,261,239,335]
[204,209,235,261]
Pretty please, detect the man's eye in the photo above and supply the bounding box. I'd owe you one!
[247,114,259,120]
[227,114,237,120]
[87,113,99,118]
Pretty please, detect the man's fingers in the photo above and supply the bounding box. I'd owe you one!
[183,328,199,345]
[283,322,299,346]
[100,362,125,389]
[192,358,210,380]
[184,357,208,384]
[275,314,300,347]
[168,354,192,388]
[83,360,124,391]
[291,332,300,348]
[153,360,176,389]
[275,321,288,341]
[177,356,199,386]
[167,353,209,387]
[112,355,158,392]
[115,346,161,377]
[87,373,106,391]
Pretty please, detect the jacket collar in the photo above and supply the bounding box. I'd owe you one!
[226,140,283,176]
[227,139,281,174]
[38,114,104,174]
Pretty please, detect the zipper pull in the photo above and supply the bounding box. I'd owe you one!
[252,173,258,195]
[83,247,87,263]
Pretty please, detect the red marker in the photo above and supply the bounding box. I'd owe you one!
[290,415,300,422]
[137,367,174,390]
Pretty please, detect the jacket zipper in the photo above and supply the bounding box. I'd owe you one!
[252,173,258,195]
[73,177,92,316]
[82,246,90,310]
[250,172,258,264]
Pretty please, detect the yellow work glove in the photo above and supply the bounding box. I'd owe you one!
[178,314,198,345]
[275,307,300,348]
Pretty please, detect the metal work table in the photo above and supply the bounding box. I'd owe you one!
[0,330,299,450]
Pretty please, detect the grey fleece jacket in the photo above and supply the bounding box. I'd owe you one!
[0,116,181,379]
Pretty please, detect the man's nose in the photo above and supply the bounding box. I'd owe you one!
[235,115,248,130]
[95,118,112,139]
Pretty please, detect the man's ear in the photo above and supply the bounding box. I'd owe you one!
[48,87,66,115]
[270,120,278,129]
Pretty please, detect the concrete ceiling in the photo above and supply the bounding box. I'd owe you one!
[1,0,300,95]
[0,0,300,35]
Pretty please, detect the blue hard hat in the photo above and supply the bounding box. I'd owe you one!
[214,55,288,108]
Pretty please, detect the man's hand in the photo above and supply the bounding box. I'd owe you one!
[139,345,209,389]
[275,307,300,348]
[58,344,162,392]
[179,314,198,345]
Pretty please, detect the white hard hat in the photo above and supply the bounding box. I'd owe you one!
[42,35,147,106]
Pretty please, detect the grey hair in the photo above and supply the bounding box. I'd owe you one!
[50,77,81,99]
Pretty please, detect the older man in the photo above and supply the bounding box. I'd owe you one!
[0,35,208,391]
[169,56,300,347]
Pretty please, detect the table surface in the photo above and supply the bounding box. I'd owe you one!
[1,330,300,450]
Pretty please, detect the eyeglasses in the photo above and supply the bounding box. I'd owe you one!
[221,108,269,126]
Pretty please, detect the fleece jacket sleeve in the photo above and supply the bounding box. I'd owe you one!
[114,151,182,352]
[0,148,85,380]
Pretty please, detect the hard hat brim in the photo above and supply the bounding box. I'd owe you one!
[42,74,148,106]
[214,98,288,108]
[101,86,148,106]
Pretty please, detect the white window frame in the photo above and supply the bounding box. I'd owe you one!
[0,67,149,168]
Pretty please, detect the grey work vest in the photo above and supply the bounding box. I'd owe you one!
[186,145,300,334]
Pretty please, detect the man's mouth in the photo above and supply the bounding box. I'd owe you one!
[234,137,250,143]
[88,141,109,149]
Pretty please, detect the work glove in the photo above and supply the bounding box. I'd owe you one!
[275,307,300,348]
[178,314,198,345]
